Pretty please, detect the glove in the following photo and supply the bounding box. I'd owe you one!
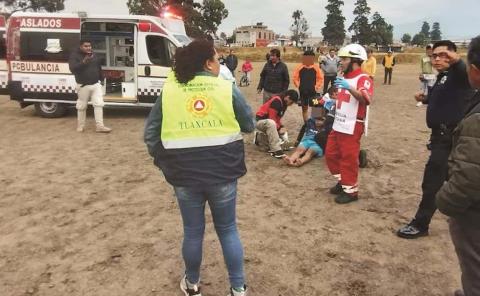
[334,77,350,90]
[324,100,335,111]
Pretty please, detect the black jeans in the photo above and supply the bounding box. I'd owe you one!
[384,68,393,84]
[413,132,452,230]
[323,75,336,94]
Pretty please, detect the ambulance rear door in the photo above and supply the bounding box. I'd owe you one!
[136,21,177,104]
[0,15,7,94]
[7,13,81,116]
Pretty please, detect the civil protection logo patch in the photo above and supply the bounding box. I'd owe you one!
[187,95,212,118]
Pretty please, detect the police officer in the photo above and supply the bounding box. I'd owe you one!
[144,39,254,296]
[397,40,475,239]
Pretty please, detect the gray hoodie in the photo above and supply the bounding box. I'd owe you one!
[321,55,340,76]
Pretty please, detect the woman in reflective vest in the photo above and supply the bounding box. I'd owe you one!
[144,39,254,296]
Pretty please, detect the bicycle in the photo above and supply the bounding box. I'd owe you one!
[239,71,250,87]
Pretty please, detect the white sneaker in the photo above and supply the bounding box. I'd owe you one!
[228,286,248,296]
[96,125,112,133]
[416,101,423,107]
[180,275,202,296]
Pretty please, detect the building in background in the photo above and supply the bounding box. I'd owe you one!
[234,23,275,47]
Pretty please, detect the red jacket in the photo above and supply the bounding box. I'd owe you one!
[242,62,253,72]
[255,96,284,129]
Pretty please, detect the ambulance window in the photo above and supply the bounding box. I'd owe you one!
[20,32,79,62]
[146,36,176,67]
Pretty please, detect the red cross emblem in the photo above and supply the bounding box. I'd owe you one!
[336,90,351,110]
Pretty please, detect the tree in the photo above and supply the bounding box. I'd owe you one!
[219,32,227,40]
[370,11,393,46]
[430,22,442,41]
[126,0,228,38]
[420,21,430,39]
[401,33,412,44]
[0,0,64,12]
[412,33,426,46]
[290,10,309,47]
[321,0,346,46]
[349,0,372,45]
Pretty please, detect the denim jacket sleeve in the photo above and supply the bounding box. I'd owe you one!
[144,93,163,157]
[232,84,255,133]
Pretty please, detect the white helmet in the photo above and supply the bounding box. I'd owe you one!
[338,44,368,61]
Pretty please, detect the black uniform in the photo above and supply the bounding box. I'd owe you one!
[413,60,475,231]
[68,49,103,85]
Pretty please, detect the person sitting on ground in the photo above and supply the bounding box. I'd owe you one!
[284,87,340,167]
[255,89,299,158]
[284,112,327,167]
[313,86,338,144]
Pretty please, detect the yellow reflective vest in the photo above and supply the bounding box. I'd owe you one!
[161,74,242,149]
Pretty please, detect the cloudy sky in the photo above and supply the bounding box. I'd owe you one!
[64,0,478,40]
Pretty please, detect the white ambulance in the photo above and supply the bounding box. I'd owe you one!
[7,11,190,117]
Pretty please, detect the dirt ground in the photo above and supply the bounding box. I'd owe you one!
[0,63,462,296]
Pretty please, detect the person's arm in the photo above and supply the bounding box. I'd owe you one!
[268,99,283,129]
[314,65,324,93]
[382,57,385,67]
[436,115,480,217]
[232,85,255,133]
[293,65,301,88]
[144,93,163,157]
[392,57,396,67]
[97,58,104,83]
[282,63,290,91]
[257,64,267,91]
[448,58,469,87]
[68,52,87,74]
[372,58,377,76]
[320,59,326,72]
[233,56,238,70]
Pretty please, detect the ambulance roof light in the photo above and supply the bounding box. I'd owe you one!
[162,11,182,20]
[138,22,151,32]
[160,5,183,20]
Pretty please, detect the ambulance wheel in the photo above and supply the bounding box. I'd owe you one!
[35,102,67,118]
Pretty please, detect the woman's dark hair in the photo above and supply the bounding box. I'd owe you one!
[468,36,480,68]
[433,40,457,52]
[173,39,216,84]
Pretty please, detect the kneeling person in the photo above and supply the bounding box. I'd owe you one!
[255,90,299,158]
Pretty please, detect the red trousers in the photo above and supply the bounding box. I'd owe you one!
[325,122,364,194]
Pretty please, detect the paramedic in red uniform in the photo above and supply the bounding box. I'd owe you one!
[69,39,111,133]
[326,44,374,204]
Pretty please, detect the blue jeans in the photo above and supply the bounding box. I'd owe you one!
[173,180,245,289]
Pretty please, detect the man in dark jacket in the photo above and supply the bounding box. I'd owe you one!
[69,39,111,133]
[436,36,480,296]
[257,48,290,103]
[397,40,475,239]
[225,49,238,77]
